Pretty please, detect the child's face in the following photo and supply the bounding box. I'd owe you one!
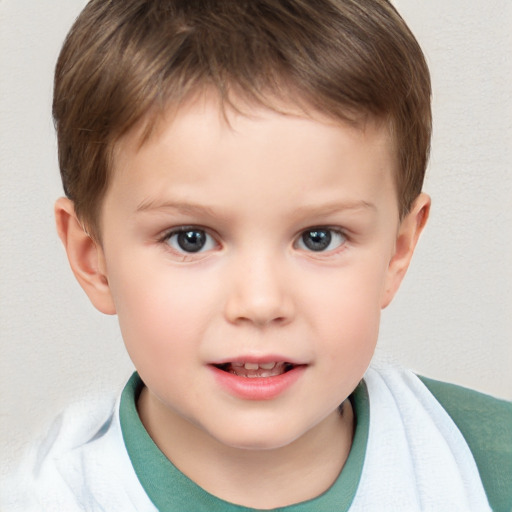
[92,96,420,450]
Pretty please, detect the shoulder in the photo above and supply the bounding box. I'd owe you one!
[1,395,120,511]
[419,375,512,512]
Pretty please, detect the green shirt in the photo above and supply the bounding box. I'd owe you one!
[119,372,512,511]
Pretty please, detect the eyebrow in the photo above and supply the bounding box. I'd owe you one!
[136,199,217,217]
[136,198,376,218]
[292,200,377,217]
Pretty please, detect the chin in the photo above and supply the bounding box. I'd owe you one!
[209,422,304,452]
[223,438,295,452]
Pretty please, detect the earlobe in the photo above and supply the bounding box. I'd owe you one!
[381,193,430,309]
[54,197,116,315]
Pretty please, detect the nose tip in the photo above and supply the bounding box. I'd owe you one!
[223,260,294,327]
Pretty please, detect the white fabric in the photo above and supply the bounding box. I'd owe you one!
[0,365,491,511]
[1,396,157,512]
[350,365,491,511]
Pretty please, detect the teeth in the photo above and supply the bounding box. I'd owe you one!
[242,362,278,370]
[220,361,297,378]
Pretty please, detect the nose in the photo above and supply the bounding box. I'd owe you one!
[224,253,295,327]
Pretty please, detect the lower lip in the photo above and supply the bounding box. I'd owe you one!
[210,365,306,401]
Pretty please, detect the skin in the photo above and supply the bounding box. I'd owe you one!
[55,95,429,509]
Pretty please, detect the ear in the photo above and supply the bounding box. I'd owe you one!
[381,193,430,309]
[54,197,116,315]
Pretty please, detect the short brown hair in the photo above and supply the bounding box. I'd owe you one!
[53,0,431,239]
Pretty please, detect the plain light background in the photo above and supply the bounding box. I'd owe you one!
[1,0,511,477]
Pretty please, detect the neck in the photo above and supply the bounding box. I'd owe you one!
[137,388,354,509]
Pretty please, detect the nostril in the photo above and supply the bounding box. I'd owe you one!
[223,270,294,327]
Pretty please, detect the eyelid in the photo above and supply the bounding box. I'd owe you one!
[158,225,220,255]
[159,224,214,240]
[294,226,348,253]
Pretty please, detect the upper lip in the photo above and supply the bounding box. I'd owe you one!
[209,356,307,367]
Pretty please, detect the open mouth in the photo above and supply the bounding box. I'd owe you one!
[213,361,298,378]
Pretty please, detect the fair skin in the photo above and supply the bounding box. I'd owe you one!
[55,95,429,509]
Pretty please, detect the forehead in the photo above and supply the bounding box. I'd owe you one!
[119,86,392,149]
[106,94,398,222]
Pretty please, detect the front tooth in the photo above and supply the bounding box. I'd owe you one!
[259,362,276,370]
[244,362,259,370]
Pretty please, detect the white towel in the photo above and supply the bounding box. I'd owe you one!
[350,365,491,511]
[1,365,491,511]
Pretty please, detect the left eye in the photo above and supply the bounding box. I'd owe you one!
[296,228,346,252]
[164,228,216,253]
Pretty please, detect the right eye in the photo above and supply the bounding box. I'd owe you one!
[163,227,216,254]
[295,228,347,253]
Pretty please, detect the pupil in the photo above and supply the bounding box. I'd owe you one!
[177,230,206,252]
[303,229,331,251]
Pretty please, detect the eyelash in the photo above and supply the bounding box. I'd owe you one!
[158,226,348,256]
[294,227,347,254]
[158,226,218,255]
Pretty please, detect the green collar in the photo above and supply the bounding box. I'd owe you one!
[119,373,369,511]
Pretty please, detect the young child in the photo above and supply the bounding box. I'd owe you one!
[4,0,511,510]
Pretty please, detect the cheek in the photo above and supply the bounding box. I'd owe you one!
[323,296,381,364]
[108,262,218,364]
[307,260,386,360]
